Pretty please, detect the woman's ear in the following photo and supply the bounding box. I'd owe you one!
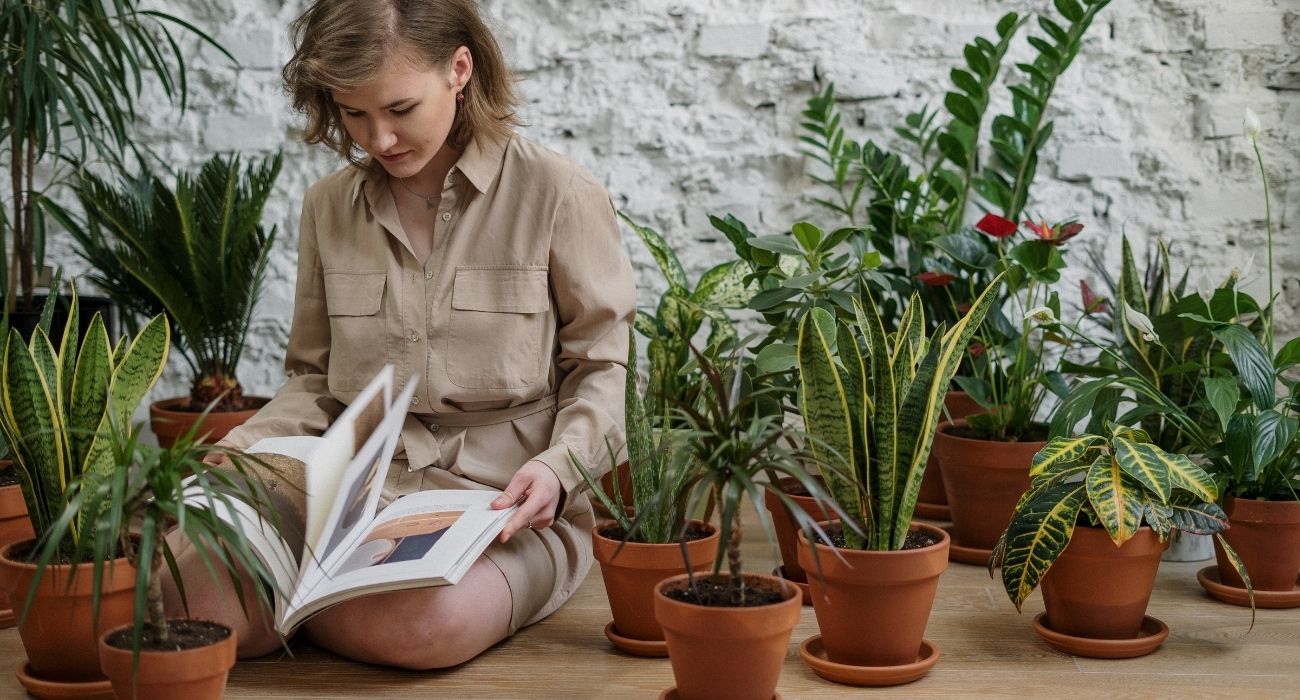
[451,45,473,91]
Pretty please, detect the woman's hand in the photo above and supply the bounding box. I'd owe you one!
[492,460,562,542]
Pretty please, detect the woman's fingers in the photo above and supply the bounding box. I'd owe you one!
[495,461,563,542]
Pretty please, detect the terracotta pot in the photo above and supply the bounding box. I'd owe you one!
[935,420,1044,551]
[149,396,269,448]
[592,462,634,519]
[1040,526,1164,639]
[797,521,949,667]
[0,539,136,682]
[917,392,986,518]
[1,460,36,628]
[99,620,237,700]
[654,572,801,700]
[1214,496,1300,591]
[765,476,833,584]
[593,519,719,642]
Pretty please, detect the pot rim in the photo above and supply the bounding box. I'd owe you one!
[591,518,718,548]
[150,395,271,415]
[653,571,801,610]
[936,418,1049,447]
[796,519,950,555]
[98,619,234,655]
[0,538,133,573]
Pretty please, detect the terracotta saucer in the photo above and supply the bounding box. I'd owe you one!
[799,634,939,687]
[941,525,995,567]
[771,567,811,606]
[603,621,668,657]
[15,663,115,700]
[1031,612,1168,659]
[913,500,951,521]
[1197,565,1300,609]
[659,688,780,699]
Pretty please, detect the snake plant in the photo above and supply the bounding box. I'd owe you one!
[796,273,1005,551]
[993,425,1252,611]
[0,284,169,558]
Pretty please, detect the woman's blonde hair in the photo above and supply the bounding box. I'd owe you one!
[282,0,521,164]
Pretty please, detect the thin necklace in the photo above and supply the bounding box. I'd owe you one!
[394,176,437,210]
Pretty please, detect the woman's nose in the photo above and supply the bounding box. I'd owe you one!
[371,120,397,152]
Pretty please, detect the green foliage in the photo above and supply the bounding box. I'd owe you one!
[47,152,282,411]
[571,329,691,545]
[622,213,750,425]
[993,425,1249,611]
[2,0,232,309]
[796,275,1004,550]
[0,283,169,558]
[661,339,846,604]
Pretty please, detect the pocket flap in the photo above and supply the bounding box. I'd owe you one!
[324,271,386,316]
[452,267,549,314]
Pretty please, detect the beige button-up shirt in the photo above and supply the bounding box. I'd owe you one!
[224,133,634,504]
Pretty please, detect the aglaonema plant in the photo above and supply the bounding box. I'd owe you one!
[992,425,1253,611]
[796,273,1004,550]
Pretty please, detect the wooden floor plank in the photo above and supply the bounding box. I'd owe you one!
[3,516,1297,699]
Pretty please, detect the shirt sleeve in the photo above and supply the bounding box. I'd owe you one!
[220,192,344,450]
[529,169,635,500]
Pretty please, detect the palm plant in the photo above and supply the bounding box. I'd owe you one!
[2,0,230,312]
[0,284,169,559]
[796,274,1003,550]
[47,152,282,411]
[992,425,1250,610]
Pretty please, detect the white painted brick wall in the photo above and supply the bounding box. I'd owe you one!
[22,0,1297,405]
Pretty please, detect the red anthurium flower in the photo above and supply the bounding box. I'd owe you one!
[968,342,986,358]
[1024,219,1084,246]
[917,271,955,287]
[975,213,1017,239]
[1080,279,1107,315]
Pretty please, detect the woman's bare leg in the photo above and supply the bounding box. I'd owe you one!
[302,557,512,670]
[161,529,285,658]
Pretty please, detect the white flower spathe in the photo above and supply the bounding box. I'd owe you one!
[1122,301,1162,345]
[1024,306,1057,325]
[1244,107,1261,140]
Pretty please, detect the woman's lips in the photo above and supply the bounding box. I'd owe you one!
[378,151,410,163]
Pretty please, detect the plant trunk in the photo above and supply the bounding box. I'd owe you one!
[191,370,242,411]
[8,82,22,311]
[727,508,743,605]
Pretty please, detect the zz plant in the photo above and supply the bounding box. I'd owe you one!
[796,274,1004,550]
[48,152,282,412]
[0,285,168,559]
[993,426,1251,610]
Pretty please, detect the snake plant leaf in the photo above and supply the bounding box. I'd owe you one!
[81,314,169,489]
[29,328,62,418]
[1168,500,1229,536]
[797,308,862,545]
[1086,454,1144,545]
[891,296,926,384]
[57,287,80,411]
[857,295,898,548]
[1000,481,1087,610]
[1113,436,1173,503]
[2,330,67,511]
[67,314,112,476]
[1030,435,1103,476]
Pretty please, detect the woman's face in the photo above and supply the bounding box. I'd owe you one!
[332,45,472,179]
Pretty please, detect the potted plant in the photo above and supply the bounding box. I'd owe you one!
[30,416,286,700]
[792,275,1001,686]
[0,302,38,628]
[0,286,169,697]
[2,0,228,333]
[992,426,1250,659]
[651,340,842,700]
[48,152,283,447]
[572,332,720,657]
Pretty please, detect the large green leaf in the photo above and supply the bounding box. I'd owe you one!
[1030,435,1103,476]
[67,314,112,478]
[1113,436,1172,503]
[2,330,66,521]
[797,308,861,541]
[691,260,752,309]
[1213,324,1275,410]
[1086,454,1144,545]
[1168,501,1229,536]
[80,315,169,488]
[1252,410,1298,478]
[1203,376,1240,433]
[1001,481,1087,610]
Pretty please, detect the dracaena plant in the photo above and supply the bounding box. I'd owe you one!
[571,329,692,545]
[620,213,748,427]
[0,284,169,560]
[992,425,1251,611]
[795,274,1003,550]
[46,152,281,412]
[663,339,846,604]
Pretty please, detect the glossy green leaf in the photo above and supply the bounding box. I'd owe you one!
[747,235,805,257]
[1086,454,1144,545]
[1213,324,1275,410]
[1030,435,1103,476]
[1000,481,1087,610]
[1203,376,1240,433]
[1252,410,1298,477]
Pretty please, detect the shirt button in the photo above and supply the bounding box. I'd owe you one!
[410,396,420,406]
[425,270,433,280]
[408,332,419,343]
[429,424,440,433]
[441,212,451,222]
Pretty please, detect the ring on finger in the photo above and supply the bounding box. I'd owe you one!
[501,489,516,504]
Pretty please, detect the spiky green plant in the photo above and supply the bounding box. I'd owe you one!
[47,152,281,412]
[796,274,1004,550]
[992,425,1251,611]
[0,283,168,559]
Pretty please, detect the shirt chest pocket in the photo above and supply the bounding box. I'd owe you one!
[446,266,550,389]
[324,271,389,392]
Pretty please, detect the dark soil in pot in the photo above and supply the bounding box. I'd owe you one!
[662,576,787,607]
[597,523,713,544]
[104,619,230,652]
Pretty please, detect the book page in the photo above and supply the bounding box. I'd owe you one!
[279,490,515,633]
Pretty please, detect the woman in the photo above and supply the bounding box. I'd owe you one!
[168,0,634,669]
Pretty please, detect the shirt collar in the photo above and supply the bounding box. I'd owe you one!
[350,131,511,208]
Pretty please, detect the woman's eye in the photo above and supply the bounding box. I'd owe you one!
[343,110,363,118]
[391,106,414,116]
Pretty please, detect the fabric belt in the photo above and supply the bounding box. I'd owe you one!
[414,393,559,429]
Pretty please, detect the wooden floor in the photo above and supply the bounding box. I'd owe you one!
[4,514,1298,699]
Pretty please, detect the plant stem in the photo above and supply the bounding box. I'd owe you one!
[1250,136,1274,353]
[147,531,168,644]
[728,505,743,605]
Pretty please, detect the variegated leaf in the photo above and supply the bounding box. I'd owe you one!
[797,308,862,543]
[1145,502,1174,539]
[1113,436,1173,503]
[1086,455,1144,545]
[1001,481,1087,610]
[856,296,897,549]
[1168,500,1229,535]
[1030,435,1104,477]
[2,330,66,521]
[81,315,169,489]
[691,260,752,309]
[67,315,113,479]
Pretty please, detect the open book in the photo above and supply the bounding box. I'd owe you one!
[190,366,517,635]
